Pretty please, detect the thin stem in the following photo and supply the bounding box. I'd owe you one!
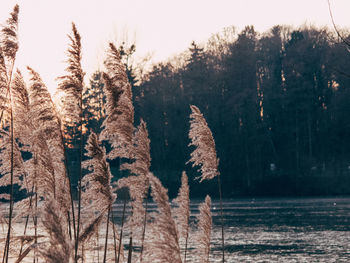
[127,236,132,263]
[18,183,35,258]
[3,107,14,263]
[139,191,149,262]
[3,82,15,263]
[18,214,30,257]
[184,231,189,263]
[103,206,111,263]
[81,242,85,263]
[96,228,100,263]
[217,174,225,263]
[33,191,38,263]
[117,198,127,263]
[59,119,77,241]
[111,210,117,263]
[74,88,84,263]
[2,60,15,263]
[327,0,350,48]
[67,211,72,240]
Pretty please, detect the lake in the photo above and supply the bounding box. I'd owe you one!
[2,197,350,262]
[207,197,350,262]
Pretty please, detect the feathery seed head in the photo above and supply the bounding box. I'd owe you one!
[1,4,19,60]
[100,42,134,160]
[57,23,85,123]
[195,195,212,263]
[173,171,190,242]
[188,105,219,182]
[142,173,182,263]
[82,132,116,209]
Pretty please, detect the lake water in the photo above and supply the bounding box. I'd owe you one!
[208,197,350,262]
[110,197,350,262]
[2,197,350,262]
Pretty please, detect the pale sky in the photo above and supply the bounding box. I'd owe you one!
[0,0,349,93]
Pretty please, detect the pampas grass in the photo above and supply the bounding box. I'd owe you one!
[195,195,212,263]
[0,4,19,61]
[0,5,224,263]
[0,48,9,126]
[27,66,76,240]
[100,43,134,160]
[142,173,182,263]
[173,171,190,262]
[188,104,225,262]
[57,22,85,262]
[0,6,19,262]
[41,199,72,263]
[188,105,219,182]
[82,132,116,262]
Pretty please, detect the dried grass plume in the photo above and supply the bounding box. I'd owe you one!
[188,105,219,182]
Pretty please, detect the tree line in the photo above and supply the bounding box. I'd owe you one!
[80,25,350,197]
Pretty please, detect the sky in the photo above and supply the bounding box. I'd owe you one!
[0,0,349,93]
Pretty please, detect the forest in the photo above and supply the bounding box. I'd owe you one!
[79,25,350,198]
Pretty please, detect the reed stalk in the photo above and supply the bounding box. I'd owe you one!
[3,61,15,263]
[111,212,117,263]
[74,113,84,262]
[139,194,148,262]
[117,198,127,263]
[103,206,111,263]
[127,236,132,263]
[217,174,225,262]
[188,105,225,262]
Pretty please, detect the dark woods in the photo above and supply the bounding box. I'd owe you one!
[80,25,350,198]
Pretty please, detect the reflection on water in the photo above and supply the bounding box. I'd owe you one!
[1,197,350,262]
[109,197,350,262]
[208,197,350,262]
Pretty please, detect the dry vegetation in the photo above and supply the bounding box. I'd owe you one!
[0,5,223,263]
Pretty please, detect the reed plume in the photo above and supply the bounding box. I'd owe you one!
[118,119,151,261]
[0,4,19,126]
[188,104,225,262]
[57,22,85,124]
[12,69,54,197]
[0,4,19,61]
[11,70,30,143]
[100,43,137,262]
[0,49,8,125]
[0,70,39,263]
[0,130,25,192]
[41,199,72,263]
[117,119,151,233]
[12,69,70,262]
[188,105,219,182]
[195,195,212,263]
[120,119,151,176]
[0,4,19,125]
[116,174,148,238]
[82,132,116,210]
[27,67,72,213]
[0,129,25,263]
[81,132,116,261]
[0,6,19,262]
[142,173,182,263]
[57,23,85,262]
[0,71,28,193]
[100,43,134,160]
[173,171,190,262]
